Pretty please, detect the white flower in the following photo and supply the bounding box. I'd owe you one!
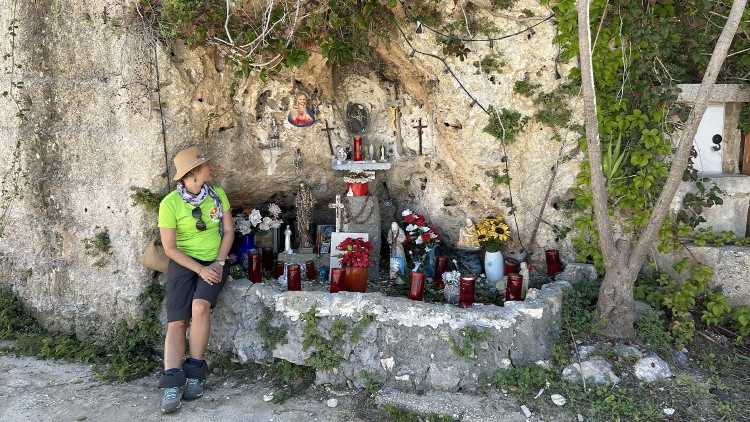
[415,236,423,245]
[423,226,430,232]
[405,224,417,232]
[401,209,412,216]
[270,219,282,229]
[249,209,262,226]
[234,218,253,235]
[268,203,281,217]
[259,217,272,231]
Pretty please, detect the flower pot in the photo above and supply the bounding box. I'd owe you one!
[434,256,448,290]
[347,182,369,196]
[484,250,505,284]
[344,266,368,292]
[424,246,437,279]
[235,233,257,269]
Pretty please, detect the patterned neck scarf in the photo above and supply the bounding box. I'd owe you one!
[176,181,224,237]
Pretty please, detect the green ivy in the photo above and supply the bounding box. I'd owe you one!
[257,307,289,357]
[300,306,348,370]
[483,105,529,145]
[449,325,490,362]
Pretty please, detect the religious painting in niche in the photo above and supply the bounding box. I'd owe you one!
[315,224,335,254]
[287,93,316,127]
[346,102,369,134]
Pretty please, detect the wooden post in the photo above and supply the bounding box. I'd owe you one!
[742,132,750,176]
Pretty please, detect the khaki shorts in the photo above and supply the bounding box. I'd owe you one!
[164,258,228,322]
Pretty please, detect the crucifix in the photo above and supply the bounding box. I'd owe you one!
[328,194,345,232]
[413,118,427,155]
[321,119,335,155]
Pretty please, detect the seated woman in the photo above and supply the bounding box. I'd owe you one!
[157,146,234,414]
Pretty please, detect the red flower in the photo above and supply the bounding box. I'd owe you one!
[404,214,415,223]
[337,236,373,267]
[421,233,431,242]
[416,216,425,226]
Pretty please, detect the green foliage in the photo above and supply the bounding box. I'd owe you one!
[483,106,529,145]
[129,187,165,213]
[257,307,288,357]
[301,307,347,370]
[635,307,673,356]
[491,0,515,10]
[2,283,164,381]
[269,359,316,404]
[734,305,750,342]
[479,53,506,74]
[491,173,511,186]
[663,264,712,347]
[84,227,112,267]
[383,405,454,422]
[350,313,375,344]
[561,277,601,338]
[513,77,541,97]
[449,325,490,362]
[701,291,731,327]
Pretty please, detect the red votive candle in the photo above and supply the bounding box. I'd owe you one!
[407,272,425,301]
[261,247,275,272]
[545,249,562,275]
[274,261,284,279]
[353,136,363,161]
[459,276,476,308]
[434,256,448,290]
[506,273,523,301]
[305,260,316,280]
[287,264,301,291]
[248,253,262,283]
[504,259,520,275]
[330,268,344,293]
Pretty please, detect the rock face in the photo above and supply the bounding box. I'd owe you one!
[0,0,583,332]
[209,280,568,393]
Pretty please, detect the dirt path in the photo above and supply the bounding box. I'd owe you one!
[0,354,364,422]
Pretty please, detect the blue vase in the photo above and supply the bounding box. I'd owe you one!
[425,246,437,279]
[236,233,257,269]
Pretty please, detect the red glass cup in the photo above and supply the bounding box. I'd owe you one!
[330,268,345,293]
[287,264,301,291]
[504,259,520,275]
[545,249,562,275]
[353,136,363,161]
[305,260,316,280]
[506,273,523,301]
[459,276,476,308]
[434,256,448,290]
[273,261,284,279]
[248,253,262,283]
[261,247,275,272]
[407,272,425,301]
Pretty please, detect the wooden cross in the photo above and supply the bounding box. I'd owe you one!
[328,194,344,232]
[413,118,427,155]
[321,120,335,155]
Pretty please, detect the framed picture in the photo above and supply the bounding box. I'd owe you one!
[315,224,336,253]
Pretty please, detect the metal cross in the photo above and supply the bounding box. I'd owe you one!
[321,119,335,155]
[413,118,427,155]
[328,194,344,232]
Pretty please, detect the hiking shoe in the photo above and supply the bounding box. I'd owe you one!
[184,377,204,400]
[160,386,183,413]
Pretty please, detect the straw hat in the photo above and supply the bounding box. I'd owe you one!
[172,146,210,180]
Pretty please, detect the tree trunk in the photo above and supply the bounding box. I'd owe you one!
[596,265,638,339]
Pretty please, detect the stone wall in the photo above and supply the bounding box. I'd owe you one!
[209,279,568,392]
[0,0,582,333]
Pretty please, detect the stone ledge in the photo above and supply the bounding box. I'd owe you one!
[209,279,568,393]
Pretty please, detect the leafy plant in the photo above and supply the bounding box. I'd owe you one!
[483,105,529,145]
[449,325,490,362]
[257,307,289,357]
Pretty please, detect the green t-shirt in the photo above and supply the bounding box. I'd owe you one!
[158,186,231,261]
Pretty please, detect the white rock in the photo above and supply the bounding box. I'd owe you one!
[262,393,274,402]
[577,414,584,421]
[633,355,672,382]
[663,408,675,416]
[520,405,532,418]
[551,394,566,406]
[326,398,338,408]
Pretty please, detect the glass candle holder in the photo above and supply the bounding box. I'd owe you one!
[287,264,301,291]
[273,261,284,279]
[305,260,316,280]
[261,247,275,272]
[506,273,523,301]
[504,258,520,275]
[434,256,448,290]
[353,136,363,161]
[330,268,344,293]
[248,253,262,283]
[459,276,476,308]
[545,249,562,275]
[407,272,425,301]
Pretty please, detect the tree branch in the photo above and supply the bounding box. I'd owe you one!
[577,0,618,268]
[627,0,747,270]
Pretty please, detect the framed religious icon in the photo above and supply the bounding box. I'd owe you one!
[315,224,335,254]
[346,102,369,134]
[288,93,316,127]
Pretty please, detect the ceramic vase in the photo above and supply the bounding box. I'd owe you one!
[344,266,368,292]
[484,250,505,284]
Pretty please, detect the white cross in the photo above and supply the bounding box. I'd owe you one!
[328,194,344,232]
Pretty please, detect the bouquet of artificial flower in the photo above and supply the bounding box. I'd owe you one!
[235,203,283,235]
[337,237,374,267]
[401,209,442,248]
[473,215,511,252]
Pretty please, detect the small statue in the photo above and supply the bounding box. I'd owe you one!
[387,222,406,280]
[335,145,347,164]
[294,182,316,249]
[457,218,480,249]
[269,117,280,148]
[284,225,293,254]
